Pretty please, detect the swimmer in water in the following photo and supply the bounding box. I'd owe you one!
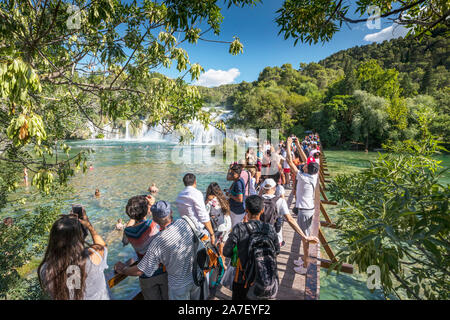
[148,183,159,194]
[94,189,101,197]
[115,218,125,231]
[89,164,94,170]
[24,168,28,186]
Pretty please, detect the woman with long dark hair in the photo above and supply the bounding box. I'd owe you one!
[205,182,231,263]
[37,208,110,300]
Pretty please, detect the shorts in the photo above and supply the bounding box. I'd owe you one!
[256,160,262,172]
[283,168,290,173]
[230,210,245,228]
[297,209,315,237]
[139,272,169,300]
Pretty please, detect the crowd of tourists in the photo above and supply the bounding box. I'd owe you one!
[37,133,322,300]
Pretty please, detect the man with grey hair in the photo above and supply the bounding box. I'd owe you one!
[114,200,200,300]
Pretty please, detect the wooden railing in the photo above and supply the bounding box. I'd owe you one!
[297,142,354,300]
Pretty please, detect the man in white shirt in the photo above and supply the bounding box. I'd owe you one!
[286,136,320,275]
[261,178,318,251]
[175,173,215,245]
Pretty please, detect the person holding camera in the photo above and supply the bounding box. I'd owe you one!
[261,179,317,249]
[37,206,110,300]
[286,136,320,275]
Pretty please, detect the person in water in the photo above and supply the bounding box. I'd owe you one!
[24,167,28,186]
[148,183,159,194]
[115,218,125,231]
[95,189,101,198]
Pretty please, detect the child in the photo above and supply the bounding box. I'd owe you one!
[122,195,167,300]
[148,183,159,194]
[248,167,257,195]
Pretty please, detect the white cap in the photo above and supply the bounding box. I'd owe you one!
[263,178,276,189]
[238,159,246,165]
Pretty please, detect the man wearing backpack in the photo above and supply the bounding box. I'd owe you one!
[223,195,280,300]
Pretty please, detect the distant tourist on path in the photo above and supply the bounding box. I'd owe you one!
[175,173,216,245]
[23,167,28,186]
[38,208,110,300]
[114,200,201,300]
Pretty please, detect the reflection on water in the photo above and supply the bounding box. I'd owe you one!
[5,140,449,300]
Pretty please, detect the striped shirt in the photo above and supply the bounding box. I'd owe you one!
[137,218,196,290]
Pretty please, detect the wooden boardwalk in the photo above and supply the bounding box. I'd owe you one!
[212,186,322,300]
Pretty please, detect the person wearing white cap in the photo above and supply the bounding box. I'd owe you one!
[260,178,317,249]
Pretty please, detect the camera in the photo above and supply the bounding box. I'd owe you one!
[72,204,84,218]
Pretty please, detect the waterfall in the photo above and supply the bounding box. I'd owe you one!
[125,121,130,140]
[94,107,257,145]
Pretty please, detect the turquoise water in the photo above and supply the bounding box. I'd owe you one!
[5,141,449,299]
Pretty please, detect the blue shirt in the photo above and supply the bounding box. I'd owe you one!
[229,178,245,214]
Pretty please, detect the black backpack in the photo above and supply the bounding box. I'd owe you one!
[243,223,279,300]
[260,196,283,233]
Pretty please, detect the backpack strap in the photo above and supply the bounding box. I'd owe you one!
[182,215,205,240]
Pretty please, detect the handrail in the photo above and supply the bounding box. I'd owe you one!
[106,258,136,289]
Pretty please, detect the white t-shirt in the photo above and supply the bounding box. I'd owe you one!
[262,194,289,217]
[281,149,292,169]
[249,177,257,195]
[295,172,318,210]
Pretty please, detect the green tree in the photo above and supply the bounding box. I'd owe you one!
[0,0,258,299]
[329,133,449,300]
[351,90,389,150]
[275,0,449,45]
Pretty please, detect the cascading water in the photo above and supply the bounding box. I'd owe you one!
[90,107,257,146]
[125,121,130,140]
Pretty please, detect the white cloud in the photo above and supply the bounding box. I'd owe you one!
[194,68,240,87]
[363,24,410,42]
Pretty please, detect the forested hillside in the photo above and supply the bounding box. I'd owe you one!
[200,31,449,149]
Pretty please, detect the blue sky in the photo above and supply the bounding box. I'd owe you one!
[153,1,408,87]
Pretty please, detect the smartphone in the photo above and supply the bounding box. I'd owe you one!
[72,205,84,218]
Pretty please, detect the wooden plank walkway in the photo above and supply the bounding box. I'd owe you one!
[213,185,322,300]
